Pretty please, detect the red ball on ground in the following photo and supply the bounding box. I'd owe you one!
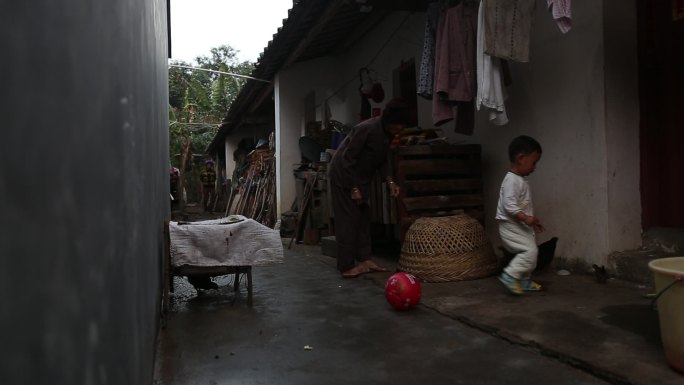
[385,272,421,310]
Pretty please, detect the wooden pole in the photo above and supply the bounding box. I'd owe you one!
[288,173,317,249]
[224,184,235,217]
[212,154,220,213]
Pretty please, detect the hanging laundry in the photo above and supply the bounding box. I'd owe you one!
[432,1,478,127]
[476,0,508,125]
[484,0,536,63]
[432,5,451,126]
[547,0,572,33]
[417,2,441,99]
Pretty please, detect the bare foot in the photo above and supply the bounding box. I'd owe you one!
[342,264,370,278]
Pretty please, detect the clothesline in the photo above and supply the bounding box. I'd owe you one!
[169,121,220,131]
[169,121,219,127]
[168,64,273,84]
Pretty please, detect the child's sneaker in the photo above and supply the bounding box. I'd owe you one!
[498,272,523,295]
[521,279,542,291]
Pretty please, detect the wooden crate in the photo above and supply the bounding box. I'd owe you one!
[393,144,484,240]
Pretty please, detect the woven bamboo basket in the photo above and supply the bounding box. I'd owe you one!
[398,214,498,282]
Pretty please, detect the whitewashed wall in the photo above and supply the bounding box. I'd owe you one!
[224,136,239,182]
[223,125,272,183]
[461,0,641,265]
[603,0,641,254]
[275,0,641,264]
[275,57,343,214]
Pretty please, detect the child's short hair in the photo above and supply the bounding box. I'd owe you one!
[508,135,542,162]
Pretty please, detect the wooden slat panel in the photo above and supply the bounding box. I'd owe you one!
[395,144,481,156]
[399,159,481,176]
[394,144,484,242]
[403,178,482,195]
[402,194,483,211]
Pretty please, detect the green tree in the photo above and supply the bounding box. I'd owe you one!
[168,45,254,210]
[194,45,254,120]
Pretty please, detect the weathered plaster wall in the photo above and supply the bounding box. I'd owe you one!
[225,137,239,181]
[603,0,641,252]
[276,0,642,264]
[275,57,343,215]
[464,0,640,264]
[346,1,641,265]
[0,1,169,384]
[469,0,611,264]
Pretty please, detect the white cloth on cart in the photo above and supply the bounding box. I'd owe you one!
[169,216,284,267]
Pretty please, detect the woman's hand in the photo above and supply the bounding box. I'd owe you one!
[388,182,400,198]
[386,178,400,198]
[351,187,363,205]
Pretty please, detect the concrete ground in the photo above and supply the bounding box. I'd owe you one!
[154,242,683,385]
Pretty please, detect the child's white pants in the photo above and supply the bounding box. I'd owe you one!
[499,220,538,280]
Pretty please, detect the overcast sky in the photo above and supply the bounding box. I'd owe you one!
[170,0,293,63]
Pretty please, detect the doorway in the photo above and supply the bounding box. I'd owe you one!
[638,0,684,229]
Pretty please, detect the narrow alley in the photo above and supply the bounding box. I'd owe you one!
[154,241,678,385]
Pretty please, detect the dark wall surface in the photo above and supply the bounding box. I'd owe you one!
[0,1,169,384]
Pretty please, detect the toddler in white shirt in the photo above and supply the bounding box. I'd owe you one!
[496,135,545,295]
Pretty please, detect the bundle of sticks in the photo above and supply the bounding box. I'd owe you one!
[225,149,277,228]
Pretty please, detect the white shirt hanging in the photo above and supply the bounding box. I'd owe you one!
[476,0,508,126]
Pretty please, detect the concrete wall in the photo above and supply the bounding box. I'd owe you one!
[275,0,642,264]
[468,1,609,264]
[275,57,343,214]
[603,0,641,252]
[0,1,169,384]
[225,137,239,180]
[465,0,641,264]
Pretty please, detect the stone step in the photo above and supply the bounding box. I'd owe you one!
[607,227,684,286]
[642,227,684,254]
[607,248,675,287]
